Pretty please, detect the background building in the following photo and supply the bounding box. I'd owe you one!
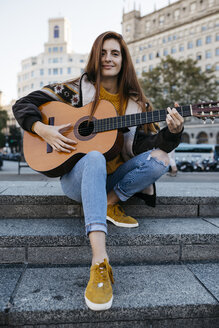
[17,17,88,99]
[122,0,219,144]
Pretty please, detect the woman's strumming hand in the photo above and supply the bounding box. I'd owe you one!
[32,121,77,153]
[166,102,184,134]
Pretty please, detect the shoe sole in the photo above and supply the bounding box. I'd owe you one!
[84,293,113,311]
[106,216,139,227]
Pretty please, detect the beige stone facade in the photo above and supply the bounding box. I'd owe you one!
[17,17,88,99]
[122,0,219,144]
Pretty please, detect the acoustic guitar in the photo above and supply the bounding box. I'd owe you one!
[23,100,219,177]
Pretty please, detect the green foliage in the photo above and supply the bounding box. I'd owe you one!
[0,110,8,132]
[139,56,218,109]
[8,125,22,151]
[0,132,5,148]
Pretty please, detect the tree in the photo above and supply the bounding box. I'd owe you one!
[0,132,5,148]
[8,125,22,152]
[0,110,8,132]
[139,56,218,110]
[0,110,8,148]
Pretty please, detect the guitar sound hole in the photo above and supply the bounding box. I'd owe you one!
[78,120,94,136]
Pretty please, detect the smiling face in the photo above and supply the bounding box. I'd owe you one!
[101,38,122,80]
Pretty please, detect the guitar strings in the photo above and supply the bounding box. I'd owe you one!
[77,107,193,134]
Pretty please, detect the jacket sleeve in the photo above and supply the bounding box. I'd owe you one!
[12,90,56,132]
[133,126,183,155]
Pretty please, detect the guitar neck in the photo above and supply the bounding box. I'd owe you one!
[93,105,192,133]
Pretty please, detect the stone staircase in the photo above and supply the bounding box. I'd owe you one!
[0,181,219,327]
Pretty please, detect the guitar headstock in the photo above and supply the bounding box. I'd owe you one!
[192,101,219,124]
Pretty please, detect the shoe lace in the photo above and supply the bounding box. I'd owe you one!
[113,204,125,217]
[94,259,114,285]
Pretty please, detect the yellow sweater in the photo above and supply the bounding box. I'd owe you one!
[99,85,126,175]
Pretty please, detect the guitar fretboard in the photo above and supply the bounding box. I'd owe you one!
[93,105,191,133]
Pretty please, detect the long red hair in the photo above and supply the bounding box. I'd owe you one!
[84,31,157,133]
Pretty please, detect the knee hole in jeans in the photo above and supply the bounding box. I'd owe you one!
[150,150,170,167]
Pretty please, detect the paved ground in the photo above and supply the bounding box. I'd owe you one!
[0,160,219,183]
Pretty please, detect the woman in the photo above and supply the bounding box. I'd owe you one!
[12,31,184,311]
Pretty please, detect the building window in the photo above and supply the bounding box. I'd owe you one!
[53,58,59,63]
[159,15,165,25]
[216,63,219,71]
[149,65,153,71]
[40,81,44,87]
[31,71,34,77]
[53,47,58,53]
[142,55,146,62]
[48,69,51,75]
[67,67,71,74]
[196,39,202,46]
[179,44,184,52]
[53,68,58,75]
[202,26,207,31]
[143,67,147,73]
[49,48,51,53]
[187,41,193,49]
[171,47,176,54]
[80,59,84,63]
[182,133,190,143]
[40,69,44,76]
[197,131,208,144]
[163,37,166,43]
[163,49,168,56]
[206,64,212,70]
[60,68,63,75]
[31,83,34,89]
[206,35,212,44]
[216,34,219,41]
[173,35,177,40]
[168,36,172,42]
[136,58,140,63]
[216,48,219,56]
[54,25,59,38]
[196,54,202,60]
[126,24,131,33]
[205,50,212,59]
[174,9,180,19]
[60,47,63,52]
[190,2,196,12]
[145,21,150,31]
[149,53,153,60]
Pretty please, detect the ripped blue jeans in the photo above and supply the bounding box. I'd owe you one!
[60,150,168,235]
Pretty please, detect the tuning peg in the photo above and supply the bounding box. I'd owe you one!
[210,117,215,124]
[202,117,207,124]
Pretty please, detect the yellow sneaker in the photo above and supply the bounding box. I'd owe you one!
[85,258,114,311]
[107,204,139,228]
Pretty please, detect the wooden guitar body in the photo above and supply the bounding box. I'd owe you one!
[23,99,219,177]
[23,100,123,177]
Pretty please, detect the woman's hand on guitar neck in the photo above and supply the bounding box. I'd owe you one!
[32,121,77,153]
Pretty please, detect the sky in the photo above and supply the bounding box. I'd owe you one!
[0,0,178,104]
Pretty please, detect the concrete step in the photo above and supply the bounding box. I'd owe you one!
[0,262,219,327]
[1,217,219,265]
[0,181,219,218]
